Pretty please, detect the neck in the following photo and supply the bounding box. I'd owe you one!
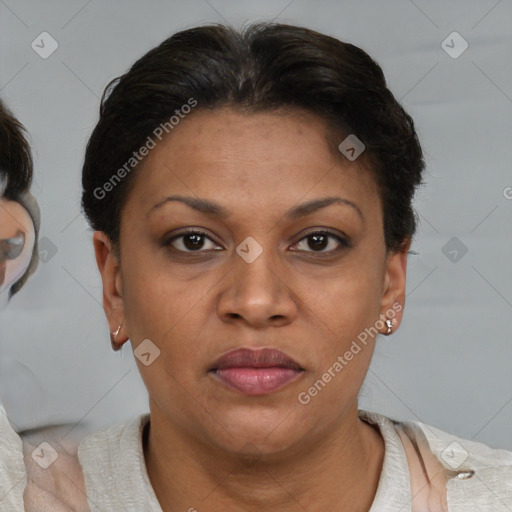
[144,402,385,512]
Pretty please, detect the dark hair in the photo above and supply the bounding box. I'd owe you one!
[0,99,33,198]
[0,99,40,298]
[82,22,425,254]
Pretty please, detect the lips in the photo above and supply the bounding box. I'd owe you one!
[209,348,304,395]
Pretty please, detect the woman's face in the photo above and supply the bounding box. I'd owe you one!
[95,108,409,456]
[0,196,35,310]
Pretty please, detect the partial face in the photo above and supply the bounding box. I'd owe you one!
[0,197,36,310]
[95,108,408,455]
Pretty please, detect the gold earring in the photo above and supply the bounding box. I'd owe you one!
[110,321,123,351]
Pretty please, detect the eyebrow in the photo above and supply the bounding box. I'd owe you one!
[148,195,364,222]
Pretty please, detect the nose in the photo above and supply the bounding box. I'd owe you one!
[216,241,298,328]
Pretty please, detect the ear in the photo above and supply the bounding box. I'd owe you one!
[92,231,127,342]
[379,237,411,332]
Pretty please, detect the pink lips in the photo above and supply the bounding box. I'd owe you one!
[209,348,304,395]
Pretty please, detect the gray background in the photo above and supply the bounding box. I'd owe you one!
[1,0,511,450]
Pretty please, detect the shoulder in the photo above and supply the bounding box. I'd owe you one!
[78,413,148,468]
[412,419,512,469]
[21,425,89,512]
[78,413,156,511]
[411,419,512,511]
[0,403,23,453]
[362,409,512,511]
[0,403,26,509]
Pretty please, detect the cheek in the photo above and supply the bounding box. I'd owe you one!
[120,257,212,386]
[304,266,382,344]
[123,271,209,339]
[299,280,378,408]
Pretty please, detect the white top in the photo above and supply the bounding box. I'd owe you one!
[0,403,26,511]
[78,409,512,511]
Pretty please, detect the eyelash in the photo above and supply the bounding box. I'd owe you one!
[163,229,351,256]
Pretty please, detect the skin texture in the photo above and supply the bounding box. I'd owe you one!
[93,108,411,511]
[0,197,35,310]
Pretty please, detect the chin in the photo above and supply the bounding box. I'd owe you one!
[203,404,305,457]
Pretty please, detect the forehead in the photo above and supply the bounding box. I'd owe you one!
[126,108,379,218]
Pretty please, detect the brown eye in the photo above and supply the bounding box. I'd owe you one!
[164,230,221,253]
[292,231,350,254]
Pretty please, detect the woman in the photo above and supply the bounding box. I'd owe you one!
[0,100,88,511]
[78,23,512,511]
[0,99,38,510]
